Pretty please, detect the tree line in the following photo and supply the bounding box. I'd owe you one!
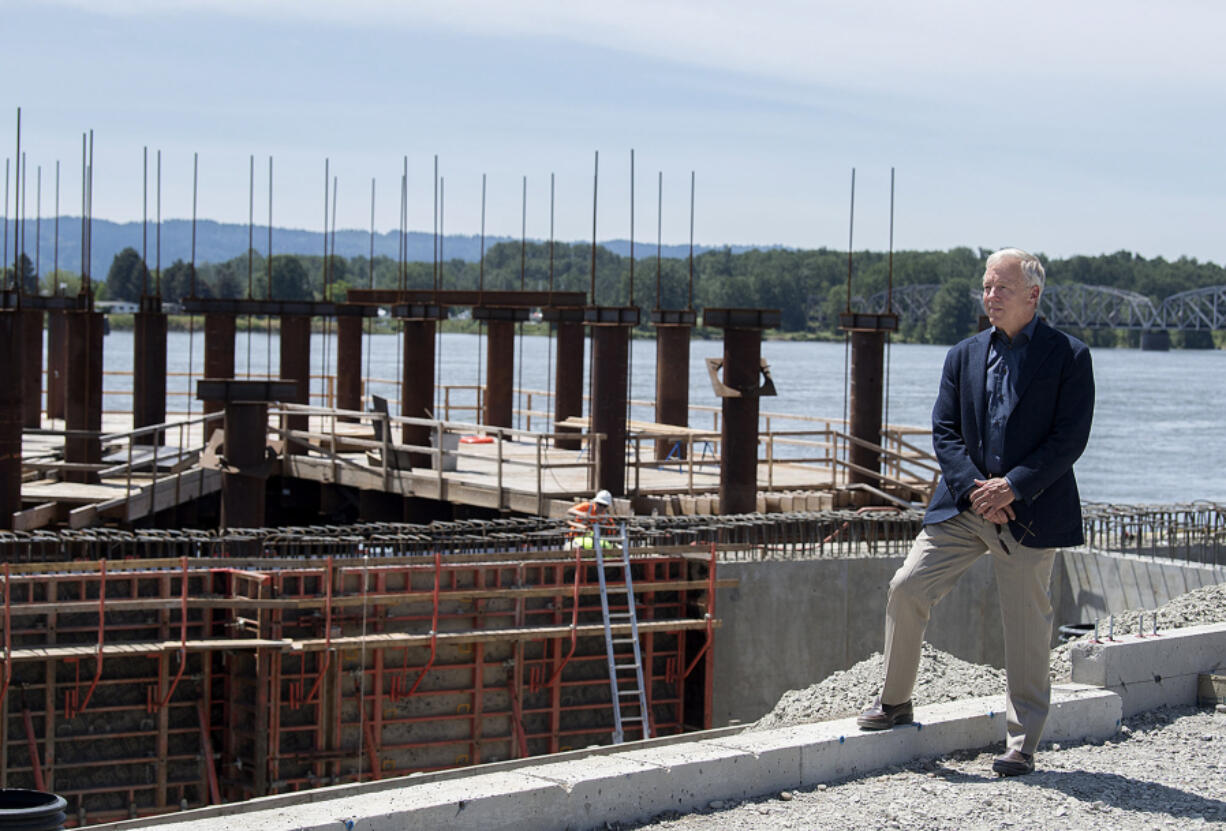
[8,243,1223,347]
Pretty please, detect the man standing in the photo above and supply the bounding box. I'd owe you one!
[856,248,1094,777]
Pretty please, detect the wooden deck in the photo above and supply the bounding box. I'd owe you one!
[15,407,937,529]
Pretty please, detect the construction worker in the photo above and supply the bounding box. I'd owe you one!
[567,489,618,549]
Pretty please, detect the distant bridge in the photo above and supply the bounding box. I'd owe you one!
[860,284,1226,331]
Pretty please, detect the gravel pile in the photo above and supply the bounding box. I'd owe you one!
[753,645,1007,730]
[755,581,1226,732]
[1049,581,1226,681]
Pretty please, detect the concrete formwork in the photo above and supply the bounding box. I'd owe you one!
[0,545,717,826]
[64,309,104,484]
[133,299,168,444]
[0,310,21,529]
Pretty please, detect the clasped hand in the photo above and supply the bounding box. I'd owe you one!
[970,477,1015,524]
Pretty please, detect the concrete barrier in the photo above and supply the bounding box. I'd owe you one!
[94,686,1120,831]
[1071,620,1226,716]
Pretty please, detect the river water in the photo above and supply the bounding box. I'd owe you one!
[91,330,1226,505]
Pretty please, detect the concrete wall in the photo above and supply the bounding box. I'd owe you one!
[1057,547,1226,625]
[712,547,1223,726]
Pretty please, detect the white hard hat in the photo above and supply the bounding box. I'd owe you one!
[594,490,613,508]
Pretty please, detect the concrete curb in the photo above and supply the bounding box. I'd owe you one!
[1071,620,1226,716]
[108,685,1120,831]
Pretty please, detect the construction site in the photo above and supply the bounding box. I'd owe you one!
[2,115,1225,829]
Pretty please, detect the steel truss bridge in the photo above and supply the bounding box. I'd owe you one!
[861,284,1226,330]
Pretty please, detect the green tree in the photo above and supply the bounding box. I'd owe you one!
[926,279,976,344]
[106,247,146,301]
[270,255,312,301]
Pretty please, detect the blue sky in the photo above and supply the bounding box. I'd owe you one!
[6,0,1226,262]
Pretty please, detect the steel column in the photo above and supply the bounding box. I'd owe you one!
[719,327,761,514]
[484,320,515,428]
[221,401,268,529]
[280,314,312,456]
[589,323,630,495]
[64,309,104,485]
[45,310,66,420]
[848,330,885,484]
[0,311,22,530]
[336,314,363,420]
[653,324,691,460]
[203,313,237,417]
[553,321,584,450]
[133,300,168,445]
[21,310,43,429]
[400,319,436,468]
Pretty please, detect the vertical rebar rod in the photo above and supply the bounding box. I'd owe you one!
[590,150,598,303]
[366,177,375,394]
[517,175,526,428]
[548,173,555,298]
[432,154,439,292]
[322,159,330,300]
[87,129,93,293]
[156,152,161,295]
[80,133,86,293]
[629,149,634,305]
[190,152,198,298]
[478,173,486,390]
[845,167,855,313]
[13,108,21,292]
[54,161,59,291]
[656,171,662,309]
[141,149,148,295]
[3,157,8,290]
[247,156,254,300]
[399,157,407,292]
[437,175,444,415]
[267,156,273,300]
[19,152,25,293]
[35,164,41,289]
[688,171,694,308]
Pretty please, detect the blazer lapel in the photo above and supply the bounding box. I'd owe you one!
[1014,318,1057,401]
[968,330,991,441]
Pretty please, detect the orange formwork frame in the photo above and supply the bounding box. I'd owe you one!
[0,544,719,826]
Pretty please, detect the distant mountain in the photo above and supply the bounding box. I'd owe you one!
[7,217,775,277]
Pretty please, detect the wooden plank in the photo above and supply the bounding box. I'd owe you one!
[11,503,58,531]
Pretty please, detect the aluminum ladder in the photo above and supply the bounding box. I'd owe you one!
[592,522,652,744]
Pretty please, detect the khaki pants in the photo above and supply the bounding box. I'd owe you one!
[880,510,1057,754]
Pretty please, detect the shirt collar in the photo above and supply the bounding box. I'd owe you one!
[992,313,1039,347]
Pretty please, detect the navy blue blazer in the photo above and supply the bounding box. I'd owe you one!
[925,317,1094,548]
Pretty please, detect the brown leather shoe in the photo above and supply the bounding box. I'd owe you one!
[856,699,914,730]
[992,749,1035,777]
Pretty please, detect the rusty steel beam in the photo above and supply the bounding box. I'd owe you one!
[349,288,585,308]
[45,310,67,420]
[0,311,21,529]
[335,313,363,421]
[203,313,237,417]
[21,309,43,428]
[133,298,167,445]
[553,320,584,450]
[718,327,762,514]
[64,309,104,484]
[483,319,515,428]
[280,315,312,456]
[401,319,436,468]
[652,322,691,461]
[589,322,630,495]
[848,330,886,485]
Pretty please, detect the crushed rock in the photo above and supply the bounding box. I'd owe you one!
[755,581,1226,731]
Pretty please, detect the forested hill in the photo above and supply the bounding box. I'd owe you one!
[9,217,754,276]
[80,241,1226,347]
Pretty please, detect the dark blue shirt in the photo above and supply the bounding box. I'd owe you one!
[984,314,1038,492]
